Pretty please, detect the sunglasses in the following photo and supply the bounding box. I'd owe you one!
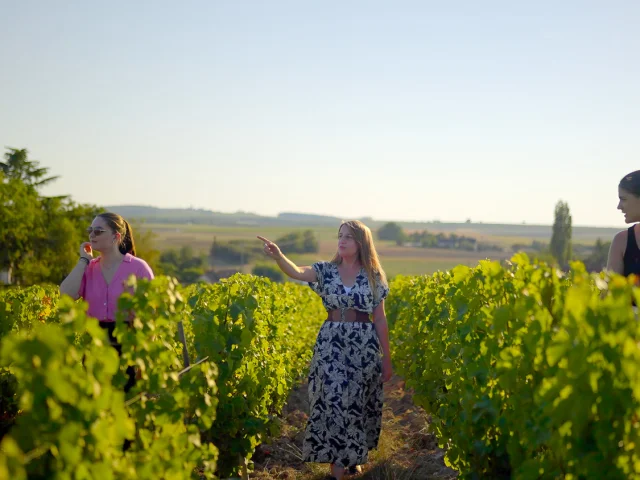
[86,227,109,236]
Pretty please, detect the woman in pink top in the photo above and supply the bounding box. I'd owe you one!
[60,212,154,391]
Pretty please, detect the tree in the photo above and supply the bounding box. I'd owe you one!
[252,264,285,283]
[23,197,82,283]
[0,148,99,284]
[302,230,319,253]
[377,222,405,244]
[159,246,206,284]
[582,238,611,272]
[129,221,161,274]
[0,173,42,280]
[1,148,59,189]
[275,230,319,254]
[210,240,257,265]
[550,200,573,268]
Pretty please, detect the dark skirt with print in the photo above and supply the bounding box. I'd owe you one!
[302,321,383,468]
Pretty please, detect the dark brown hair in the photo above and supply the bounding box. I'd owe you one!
[619,170,640,197]
[97,212,136,256]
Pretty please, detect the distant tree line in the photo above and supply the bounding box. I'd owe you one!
[158,246,207,284]
[0,148,320,287]
[377,222,503,252]
[0,149,614,286]
[211,230,319,265]
[251,263,285,283]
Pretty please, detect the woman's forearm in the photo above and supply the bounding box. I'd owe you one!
[374,315,391,359]
[274,255,316,282]
[60,260,87,299]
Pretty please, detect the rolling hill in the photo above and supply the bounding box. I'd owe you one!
[105,205,622,243]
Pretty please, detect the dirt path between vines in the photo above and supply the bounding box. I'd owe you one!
[249,375,458,480]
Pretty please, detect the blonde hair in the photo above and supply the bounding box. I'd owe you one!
[330,220,387,301]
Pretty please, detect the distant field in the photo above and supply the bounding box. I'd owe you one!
[286,252,508,279]
[113,205,624,245]
[397,222,621,244]
[140,223,515,278]
[142,223,340,248]
[141,221,620,250]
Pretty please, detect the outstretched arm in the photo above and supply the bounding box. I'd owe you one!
[257,236,318,283]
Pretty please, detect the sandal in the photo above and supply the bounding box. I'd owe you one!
[346,465,363,475]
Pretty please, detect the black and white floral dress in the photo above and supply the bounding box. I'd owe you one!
[302,261,389,468]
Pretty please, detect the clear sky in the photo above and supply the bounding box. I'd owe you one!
[1,1,638,227]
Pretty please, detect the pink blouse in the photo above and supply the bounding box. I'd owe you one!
[79,253,154,322]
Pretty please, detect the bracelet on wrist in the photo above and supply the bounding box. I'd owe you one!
[79,257,90,265]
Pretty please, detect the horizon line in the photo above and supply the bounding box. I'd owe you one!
[104,204,626,230]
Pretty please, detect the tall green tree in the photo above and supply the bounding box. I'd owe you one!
[0,173,41,281]
[1,148,59,189]
[275,230,319,254]
[130,221,161,273]
[302,230,319,253]
[28,198,100,283]
[377,222,406,244]
[582,238,611,273]
[550,200,573,268]
[0,148,99,285]
[159,246,206,284]
[252,263,285,283]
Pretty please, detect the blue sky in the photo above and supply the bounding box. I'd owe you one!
[1,1,638,227]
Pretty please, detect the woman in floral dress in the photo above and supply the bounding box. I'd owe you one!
[257,220,392,479]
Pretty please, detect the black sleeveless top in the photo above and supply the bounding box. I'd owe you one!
[623,225,640,277]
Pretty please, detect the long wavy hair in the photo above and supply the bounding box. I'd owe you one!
[330,220,387,301]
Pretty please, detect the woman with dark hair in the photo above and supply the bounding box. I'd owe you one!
[60,212,154,391]
[606,171,640,277]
